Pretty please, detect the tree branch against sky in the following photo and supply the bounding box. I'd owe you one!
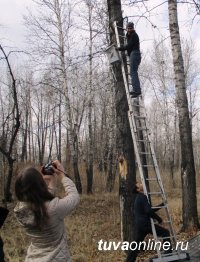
[0,0,199,52]
[120,0,200,52]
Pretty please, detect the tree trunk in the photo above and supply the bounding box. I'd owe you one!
[107,0,136,244]
[55,0,82,193]
[106,151,115,192]
[21,108,28,162]
[0,45,20,202]
[86,0,94,194]
[168,0,199,230]
[58,94,62,162]
[106,78,116,192]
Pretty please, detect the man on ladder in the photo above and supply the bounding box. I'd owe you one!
[110,19,190,262]
[116,21,141,98]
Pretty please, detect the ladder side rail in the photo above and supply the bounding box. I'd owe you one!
[114,20,164,261]
[114,21,162,256]
[113,21,133,111]
[135,113,179,259]
[114,20,186,261]
[135,108,184,259]
[140,103,178,248]
[128,113,150,198]
[139,102,166,197]
[134,112,150,194]
[128,112,164,261]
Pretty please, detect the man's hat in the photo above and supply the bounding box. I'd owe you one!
[126,22,134,28]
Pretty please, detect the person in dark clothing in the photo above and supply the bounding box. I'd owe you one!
[0,206,9,262]
[126,182,171,262]
[117,22,141,98]
[0,236,5,262]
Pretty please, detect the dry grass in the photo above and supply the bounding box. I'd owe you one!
[1,170,200,262]
[1,190,200,262]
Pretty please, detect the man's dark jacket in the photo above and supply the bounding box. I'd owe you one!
[134,193,162,228]
[119,31,140,56]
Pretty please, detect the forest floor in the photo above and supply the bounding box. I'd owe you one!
[2,189,200,262]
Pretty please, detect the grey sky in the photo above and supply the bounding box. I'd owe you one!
[0,0,33,47]
[123,0,200,53]
[0,0,199,53]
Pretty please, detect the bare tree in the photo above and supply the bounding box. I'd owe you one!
[105,74,117,192]
[107,0,136,245]
[82,0,95,194]
[0,45,20,202]
[24,0,83,192]
[168,0,199,230]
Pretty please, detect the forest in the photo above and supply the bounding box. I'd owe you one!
[0,0,200,261]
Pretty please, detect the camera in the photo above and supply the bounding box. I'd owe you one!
[42,161,55,175]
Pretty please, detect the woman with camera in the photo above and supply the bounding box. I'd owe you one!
[14,160,80,262]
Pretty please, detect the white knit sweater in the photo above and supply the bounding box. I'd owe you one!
[14,177,80,262]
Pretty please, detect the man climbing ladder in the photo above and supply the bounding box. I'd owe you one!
[112,19,190,262]
[116,21,141,98]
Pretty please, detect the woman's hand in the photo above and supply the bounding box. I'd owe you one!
[42,174,53,184]
[52,160,65,180]
[42,173,55,188]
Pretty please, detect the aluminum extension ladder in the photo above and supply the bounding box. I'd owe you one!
[113,20,189,262]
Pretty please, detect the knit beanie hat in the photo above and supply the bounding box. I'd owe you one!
[126,22,134,28]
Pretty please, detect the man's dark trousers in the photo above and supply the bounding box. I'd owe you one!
[126,224,170,262]
[130,50,141,94]
[0,237,5,262]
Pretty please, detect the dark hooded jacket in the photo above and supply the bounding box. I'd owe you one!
[134,193,162,229]
[119,30,140,56]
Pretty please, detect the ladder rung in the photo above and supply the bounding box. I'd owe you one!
[142,164,155,167]
[145,178,157,181]
[152,205,168,209]
[139,152,151,155]
[118,34,126,38]
[134,116,146,119]
[148,192,163,195]
[160,250,179,256]
[151,252,188,262]
[117,26,125,30]
[157,236,176,240]
[137,139,150,143]
[136,127,149,131]
[163,220,173,224]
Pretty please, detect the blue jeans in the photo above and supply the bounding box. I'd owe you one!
[130,50,141,93]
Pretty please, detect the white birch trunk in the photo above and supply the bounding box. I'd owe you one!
[55,0,82,193]
[168,0,199,229]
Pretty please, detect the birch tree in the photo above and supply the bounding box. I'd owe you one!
[168,0,199,229]
[82,0,95,194]
[24,0,83,192]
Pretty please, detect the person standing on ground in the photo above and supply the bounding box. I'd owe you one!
[117,22,141,98]
[14,160,80,262]
[0,206,9,262]
[126,182,171,262]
